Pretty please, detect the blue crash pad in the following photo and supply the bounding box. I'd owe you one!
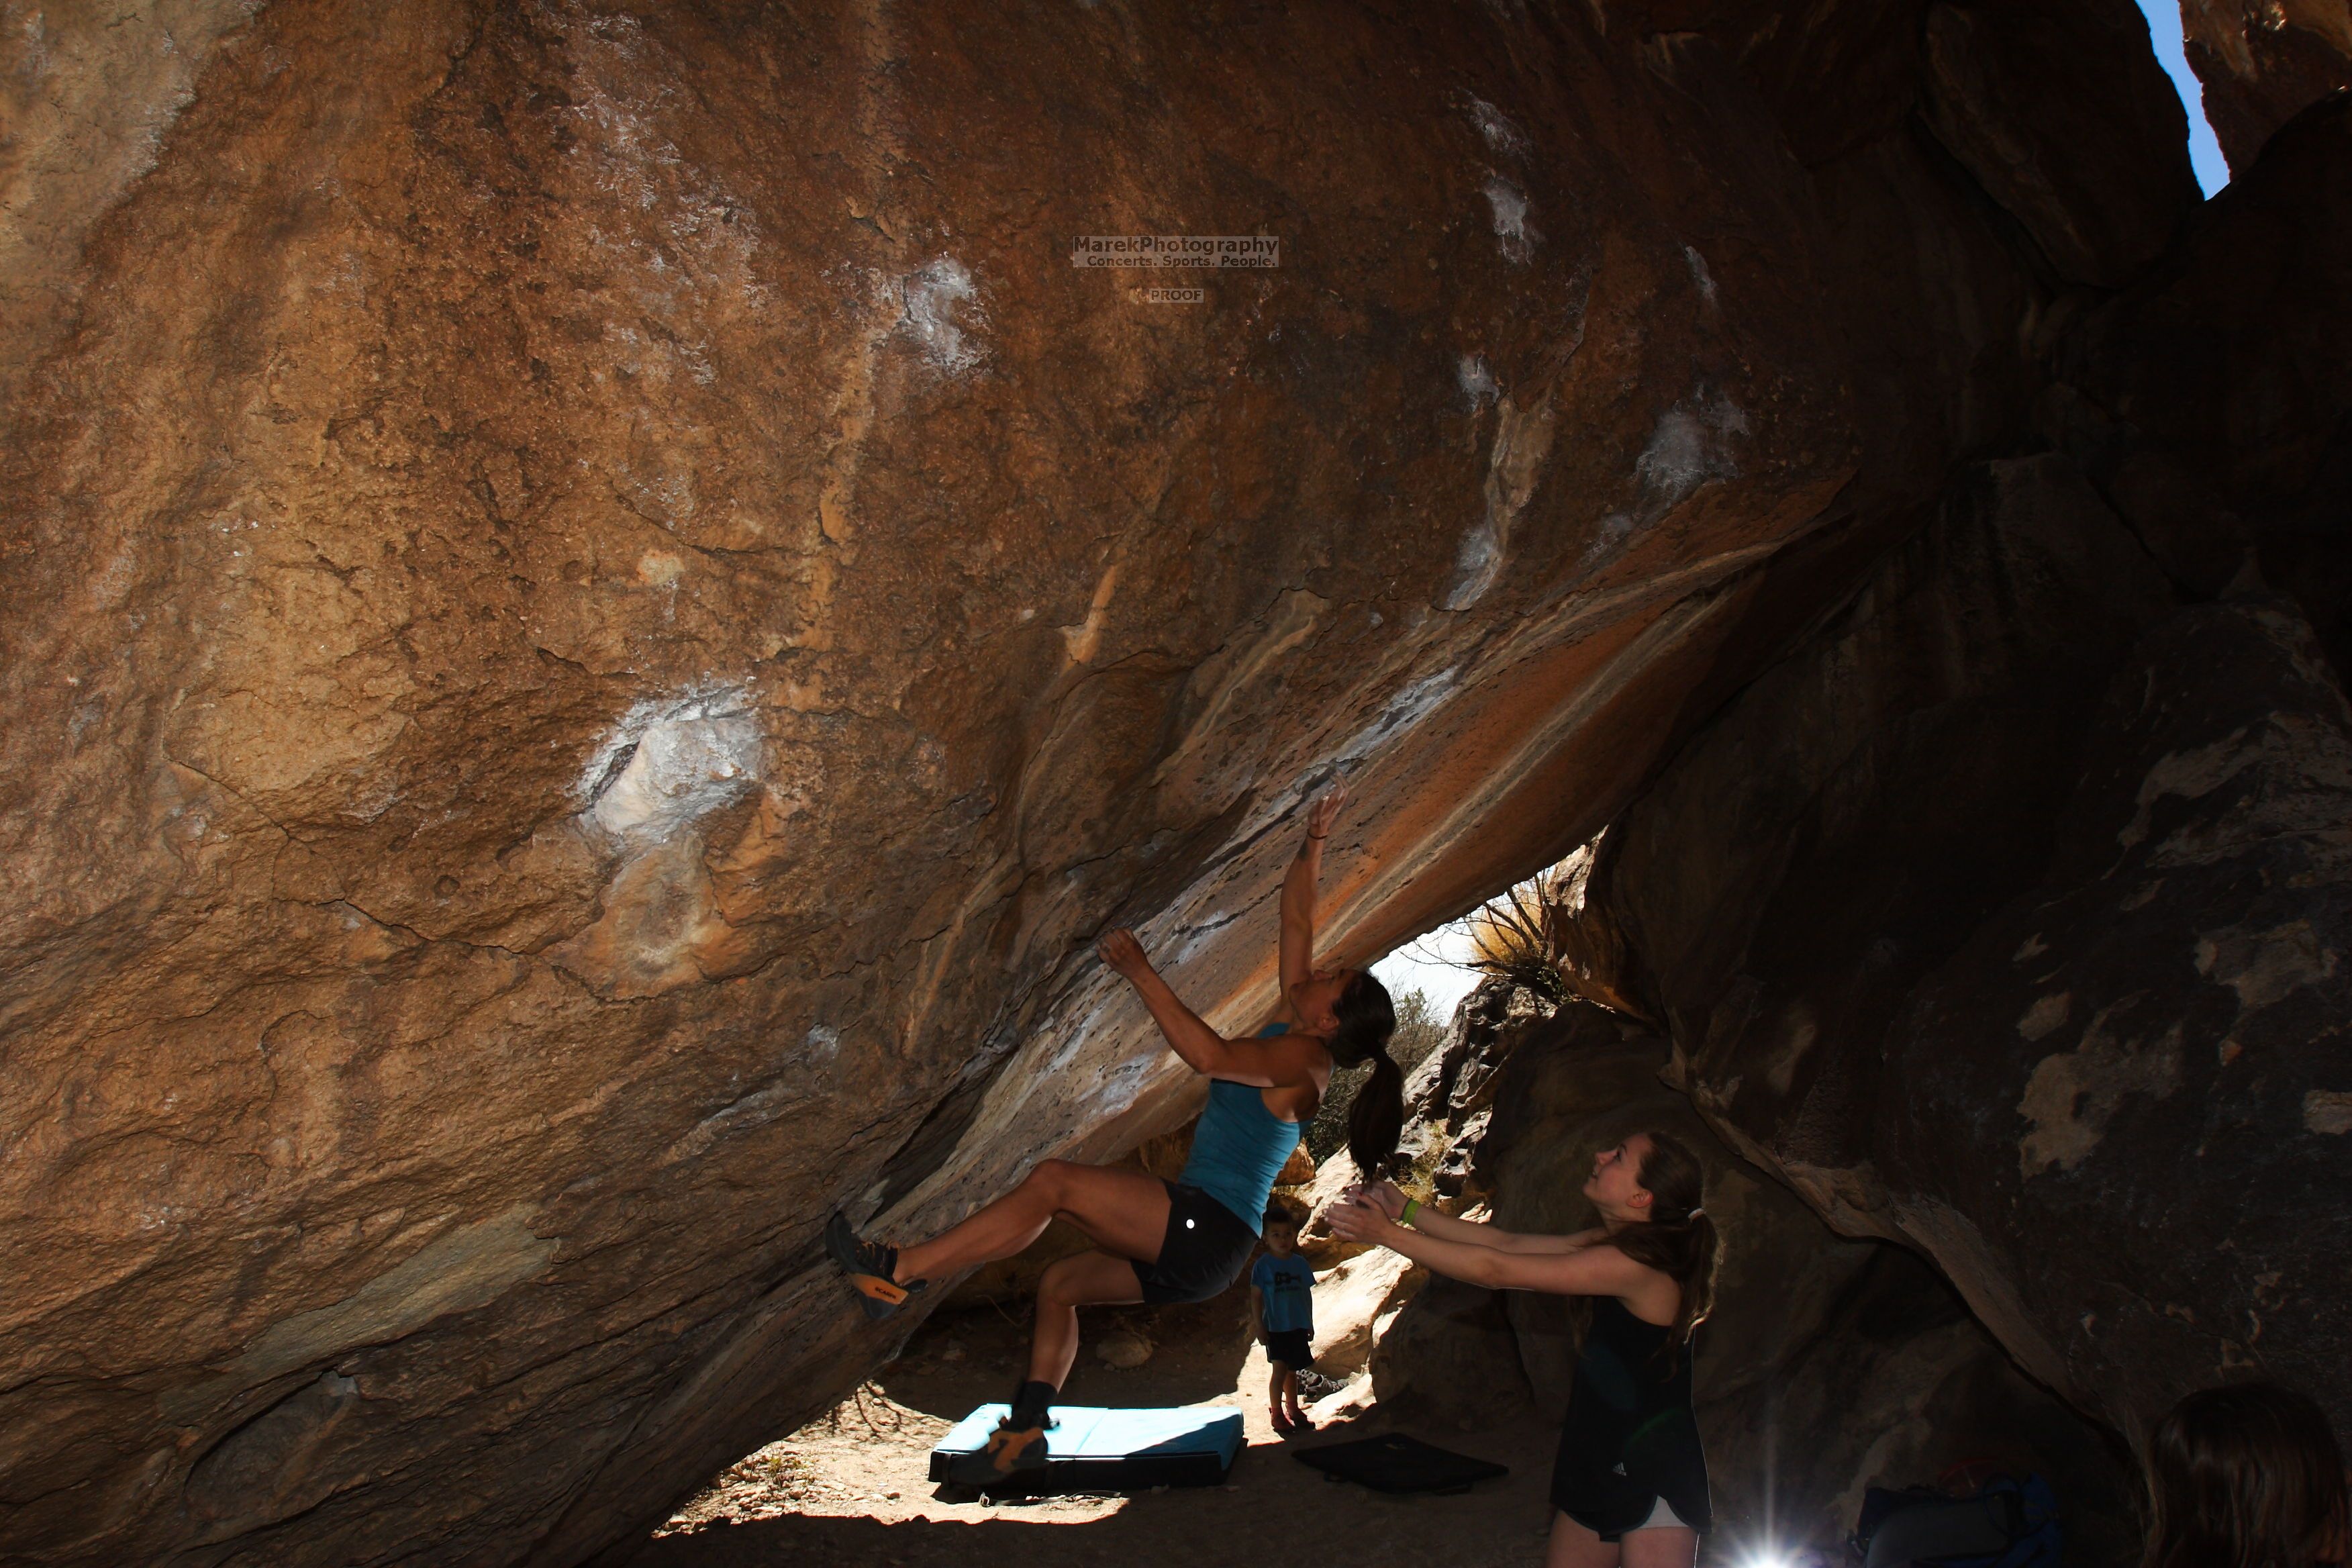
[928,1404,1244,1491]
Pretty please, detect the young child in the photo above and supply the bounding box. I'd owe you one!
[1249,1197,1317,1434]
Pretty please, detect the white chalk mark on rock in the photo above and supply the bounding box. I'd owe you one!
[1683,244,1717,306]
[1635,391,1749,509]
[1444,391,1557,609]
[1481,174,1538,265]
[899,254,986,375]
[578,683,764,840]
[664,1079,815,1165]
[1457,352,1499,411]
[1467,96,1529,158]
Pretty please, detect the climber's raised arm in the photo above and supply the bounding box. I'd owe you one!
[1098,928,1318,1086]
[1280,781,1347,1003]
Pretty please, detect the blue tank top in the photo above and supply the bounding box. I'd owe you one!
[1177,1024,1305,1233]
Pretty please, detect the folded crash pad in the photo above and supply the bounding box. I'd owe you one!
[928,1404,1246,1492]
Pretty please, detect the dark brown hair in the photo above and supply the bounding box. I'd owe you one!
[1608,1130,1718,1369]
[1262,1196,1304,1230]
[2143,1381,2348,1568]
[1327,970,1401,1179]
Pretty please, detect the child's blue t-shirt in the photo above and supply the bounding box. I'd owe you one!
[1251,1252,1316,1334]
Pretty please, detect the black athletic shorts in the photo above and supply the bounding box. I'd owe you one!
[1265,1328,1314,1371]
[1130,1181,1258,1305]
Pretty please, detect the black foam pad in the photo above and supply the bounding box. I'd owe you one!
[1291,1432,1511,1495]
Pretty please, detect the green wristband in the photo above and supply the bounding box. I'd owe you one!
[1400,1197,1420,1227]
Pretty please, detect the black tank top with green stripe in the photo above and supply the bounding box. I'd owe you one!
[1551,1295,1712,1535]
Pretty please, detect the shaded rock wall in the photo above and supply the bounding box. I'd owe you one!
[1698,1246,2140,1565]
[2055,98,2352,662]
[2177,0,2352,173]
[1571,100,2352,1449]
[0,2,2206,1565]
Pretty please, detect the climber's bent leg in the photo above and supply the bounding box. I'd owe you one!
[895,1160,1171,1285]
[1028,1248,1146,1389]
[943,1249,1144,1490]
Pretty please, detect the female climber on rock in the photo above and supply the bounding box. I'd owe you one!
[825,781,1401,1489]
[1328,1131,1718,1568]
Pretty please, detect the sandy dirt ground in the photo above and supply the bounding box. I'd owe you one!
[626,1289,1567,1568]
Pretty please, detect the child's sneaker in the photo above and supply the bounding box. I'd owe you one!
[824,1213,925,1320]
[1295,1369,1346,1400]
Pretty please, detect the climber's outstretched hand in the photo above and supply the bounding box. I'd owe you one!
[1097,927,1153,983]
[1303,779,1349,844]
[1346,1178,1408,1221]
[1283,781,1344,995]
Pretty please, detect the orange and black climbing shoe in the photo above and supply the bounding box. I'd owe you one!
[825,1212,924,1320]
[942,1416,1055,1491]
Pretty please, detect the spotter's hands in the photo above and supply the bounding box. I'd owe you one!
[1344,1179,1408,1221]
[1322,1196,1391,1243]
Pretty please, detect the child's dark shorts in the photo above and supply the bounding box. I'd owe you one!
[1130,1181,1258,1304]
[1265,1328,1315,1371]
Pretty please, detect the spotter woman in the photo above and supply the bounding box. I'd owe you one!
[1330,1133,1719,1568]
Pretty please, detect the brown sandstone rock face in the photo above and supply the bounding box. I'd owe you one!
[0,1,260,413]
[0,3,2200,1565]
[2178,0,2352,173]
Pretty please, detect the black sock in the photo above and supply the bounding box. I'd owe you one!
[1010,1379,1057,1428]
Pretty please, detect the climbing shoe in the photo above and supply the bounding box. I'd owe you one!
[942,1416,1055,1491]
[825,1212,924,1320]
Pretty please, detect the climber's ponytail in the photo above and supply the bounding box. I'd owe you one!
[1610,1130,1718,1371]
[1328,971,1401,1178]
